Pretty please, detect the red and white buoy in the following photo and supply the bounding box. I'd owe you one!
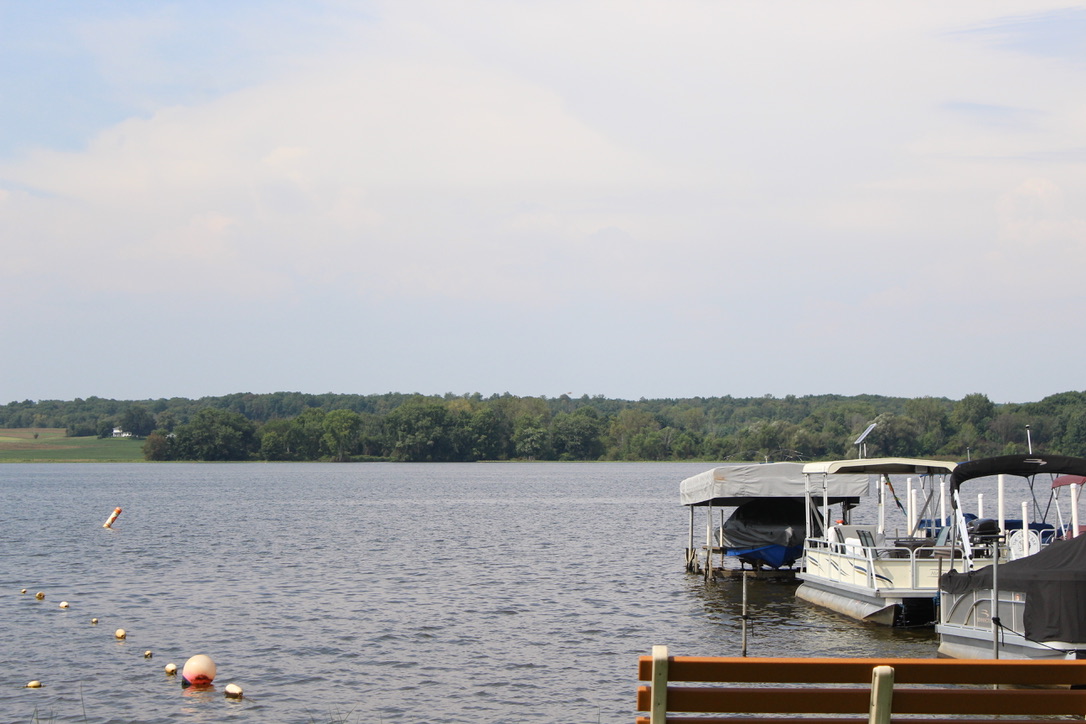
[103,507,122,529]
[182,654,216,687]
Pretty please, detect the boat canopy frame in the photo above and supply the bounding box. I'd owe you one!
[802,457,957,539]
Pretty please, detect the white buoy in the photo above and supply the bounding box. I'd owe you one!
[144,650,153,658]
[35,592,45,600]
[21,588,27,594]
[114,628,126,640]
[59,601,69,609]
[91,618,99,625]
[224,682,244,698]
[182,654,216,686]
[165,663,178,675]
[26,681,42,688]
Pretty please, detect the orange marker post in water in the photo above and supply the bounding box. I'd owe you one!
[103,507,122,528]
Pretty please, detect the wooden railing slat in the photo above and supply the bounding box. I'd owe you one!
[639,656,1086,686]
[636,650,1086,722]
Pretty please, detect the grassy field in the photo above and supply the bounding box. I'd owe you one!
[0,428,146,462]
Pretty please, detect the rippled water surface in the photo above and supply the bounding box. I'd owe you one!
[1,463,937,723]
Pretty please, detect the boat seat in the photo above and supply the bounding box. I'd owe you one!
[833,524,884,555]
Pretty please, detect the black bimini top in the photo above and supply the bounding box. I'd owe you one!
[949,454,1086,495]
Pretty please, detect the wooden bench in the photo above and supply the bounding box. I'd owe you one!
[637,646,1086,724]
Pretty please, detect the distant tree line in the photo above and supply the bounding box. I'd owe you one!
[3,390,1086,463]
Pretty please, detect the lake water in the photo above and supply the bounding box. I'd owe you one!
[1,462,939,723]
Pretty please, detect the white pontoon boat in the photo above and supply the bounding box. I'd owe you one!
[795,457,959,626]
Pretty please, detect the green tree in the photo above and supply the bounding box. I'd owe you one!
[170,408,257,461]
[1060,410,1086,456]
[258,418,295,461]
[120,405,156,438]
[142,430,173,461]
[323,409,362,462]
[631,430,667,460]
[466,407,506,461]
[608,408,659,459]
[904,397,950,453]
[551,409,604,460]
[952,393,995,429]
[287,408,326,460]
[384,398,457,461]
[867,412,920,457]
[513,415,550,460]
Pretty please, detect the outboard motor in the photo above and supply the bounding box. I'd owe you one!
[967,518,1000,538]
[967,518,1001,557]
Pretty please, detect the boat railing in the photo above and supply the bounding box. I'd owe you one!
[804,535,968,592]
[939,585,1026,633]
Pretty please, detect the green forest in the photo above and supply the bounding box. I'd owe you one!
[5,390,1086,463]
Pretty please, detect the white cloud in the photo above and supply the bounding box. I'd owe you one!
[2,0,1085,401]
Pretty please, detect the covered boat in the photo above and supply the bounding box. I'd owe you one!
[937,453,1086,658]
[940,533,1086,656]
[681,462,867,576]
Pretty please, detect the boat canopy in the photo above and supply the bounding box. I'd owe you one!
[941,533,1086,644]
[1053,475,1086,489]
[802,457,957,476]
[680,462,867,507]
[949,454,1086,495]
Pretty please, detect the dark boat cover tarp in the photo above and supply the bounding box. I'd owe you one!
[949,455,1086,494]
[719,498,805,568]
[940,533,1086,643]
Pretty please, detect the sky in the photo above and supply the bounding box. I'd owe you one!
[2,1,1085,405]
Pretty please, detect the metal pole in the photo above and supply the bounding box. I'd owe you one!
[992,538,1000,659]
[878,475,886,536]
[741,571,749,657]
[1026,424,1033,454]
[1074,483,1081,539]
[1022,502,1029,556]
[705,502,713,579]
[940,481,947,528]
[906,478,914,536]
[687,506,695,572]
[998,475,1006,544]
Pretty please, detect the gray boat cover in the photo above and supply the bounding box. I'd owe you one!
[680,462,868,507]
[719,498,806,550]
[940,533,1086,644]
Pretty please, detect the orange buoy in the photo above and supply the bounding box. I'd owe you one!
[103,507,123,528]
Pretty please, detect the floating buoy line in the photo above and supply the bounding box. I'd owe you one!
[15,510,248,704]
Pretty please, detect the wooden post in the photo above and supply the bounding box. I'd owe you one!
[869,665,894,724]
[650,645,668,724]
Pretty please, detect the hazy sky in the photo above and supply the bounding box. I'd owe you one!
[3,1,1085,404]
